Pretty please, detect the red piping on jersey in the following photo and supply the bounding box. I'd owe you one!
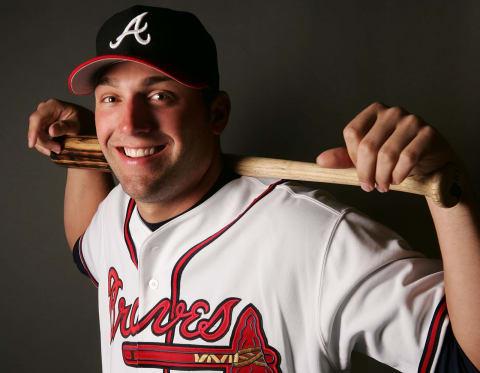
[79,235,99,287]
[124,199,138,268]
[419,297,448,373]
[165,179,285,356]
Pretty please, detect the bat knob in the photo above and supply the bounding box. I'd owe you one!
[427,162,465,208]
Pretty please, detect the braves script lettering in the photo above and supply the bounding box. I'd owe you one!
[108,267,240,342]
[109,11,151,49]
[122,304,282,371]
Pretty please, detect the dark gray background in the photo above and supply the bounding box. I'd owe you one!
[2,0,480,372]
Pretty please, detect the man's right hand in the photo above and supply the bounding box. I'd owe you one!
[28,98,95,156]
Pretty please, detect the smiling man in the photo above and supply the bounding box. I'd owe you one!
[93,62,228,222]
[27,5,480,373]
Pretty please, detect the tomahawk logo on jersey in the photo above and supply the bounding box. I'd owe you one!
[107,266,281,371]
[75,176,450,372]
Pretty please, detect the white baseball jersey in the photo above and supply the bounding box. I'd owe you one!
[76,175,449,373]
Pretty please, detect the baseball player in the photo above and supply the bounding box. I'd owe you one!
[27,5,480,373]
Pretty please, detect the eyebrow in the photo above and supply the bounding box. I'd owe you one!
[96,75,173,88]
[141,76,173,86]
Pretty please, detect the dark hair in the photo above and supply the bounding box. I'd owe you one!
[201,88,220,110]
[91,64,115,89]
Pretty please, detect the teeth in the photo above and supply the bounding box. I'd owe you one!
[124,147,157,158]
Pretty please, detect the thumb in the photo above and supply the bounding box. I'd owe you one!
[315,147,354,168]
[48,120,81,137]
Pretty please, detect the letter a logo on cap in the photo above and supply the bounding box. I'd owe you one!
[109,12,151,49]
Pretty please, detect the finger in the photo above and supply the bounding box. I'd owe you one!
[35,143,52,156]
[36,131,62,154]
[343,102,386,166]
[316,147,354,168]
[375,115,422,191]
[48,120,81,137]
[355,106,405,191]
[391,126,434,184]
[28,111,43,148]
[28,100,63,148]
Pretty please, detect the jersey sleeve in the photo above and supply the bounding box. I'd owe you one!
[71,202,105,288]
[317,208,449,373]
[435,324,480,373]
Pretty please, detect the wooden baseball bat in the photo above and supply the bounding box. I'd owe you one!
[50,135,463,208]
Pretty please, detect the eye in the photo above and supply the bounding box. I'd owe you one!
[152,92,167,100]
[101,96,117,103]
[150,91,175,103]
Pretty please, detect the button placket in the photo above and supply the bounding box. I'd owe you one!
[148,278,159,290]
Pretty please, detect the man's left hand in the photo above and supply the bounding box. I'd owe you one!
[316,102,457,193]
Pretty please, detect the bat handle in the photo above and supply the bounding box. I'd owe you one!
[224,154,463,208]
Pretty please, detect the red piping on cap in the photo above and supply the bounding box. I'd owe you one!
[68,55,208,95]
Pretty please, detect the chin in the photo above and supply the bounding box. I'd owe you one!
[117,172,179,203]
[119,176,160,201]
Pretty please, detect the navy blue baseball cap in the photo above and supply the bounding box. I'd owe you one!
[68,5,219,95]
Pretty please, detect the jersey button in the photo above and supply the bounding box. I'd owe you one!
[149,279,159,290]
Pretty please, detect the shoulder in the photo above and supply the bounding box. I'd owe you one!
[240,176,351,220]
[239,176,421,259]
[220,176,360,247]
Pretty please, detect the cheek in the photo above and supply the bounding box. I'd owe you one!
[176,103,211,135]
[159,109,198,144]
[94,111,114,146]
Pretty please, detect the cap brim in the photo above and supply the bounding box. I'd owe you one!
[68,55,207,95]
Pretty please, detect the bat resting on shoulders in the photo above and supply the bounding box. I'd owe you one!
[50,135,463,208]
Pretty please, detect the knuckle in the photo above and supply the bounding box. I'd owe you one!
[419,125,436,138]
[401,114,421,130]
[387,106,402,117]
[401,149,419,165]
[378,146,397,164]
[358,138,378,154]
[369,101,386,112]
[384,106,406,120]
[28,112,38,123]
[343,125,359,142]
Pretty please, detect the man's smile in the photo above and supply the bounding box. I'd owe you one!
[112,144,169,165]
[121,145,166,158]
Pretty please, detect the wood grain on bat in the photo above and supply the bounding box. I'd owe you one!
[50,135,462,208]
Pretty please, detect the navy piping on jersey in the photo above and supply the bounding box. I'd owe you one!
[419,296,448,373]
[73,235,99,287]
[434,323,480,373]
[73,237,88,276]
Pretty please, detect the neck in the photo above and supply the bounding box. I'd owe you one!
[136,149,224,224]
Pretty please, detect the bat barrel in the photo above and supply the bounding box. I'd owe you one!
[50,135,110,171]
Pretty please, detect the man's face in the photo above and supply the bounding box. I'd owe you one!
[94,62,222,203]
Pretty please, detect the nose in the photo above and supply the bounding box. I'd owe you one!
[119,94,155,135]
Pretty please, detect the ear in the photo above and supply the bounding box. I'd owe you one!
[209,91,231,135]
